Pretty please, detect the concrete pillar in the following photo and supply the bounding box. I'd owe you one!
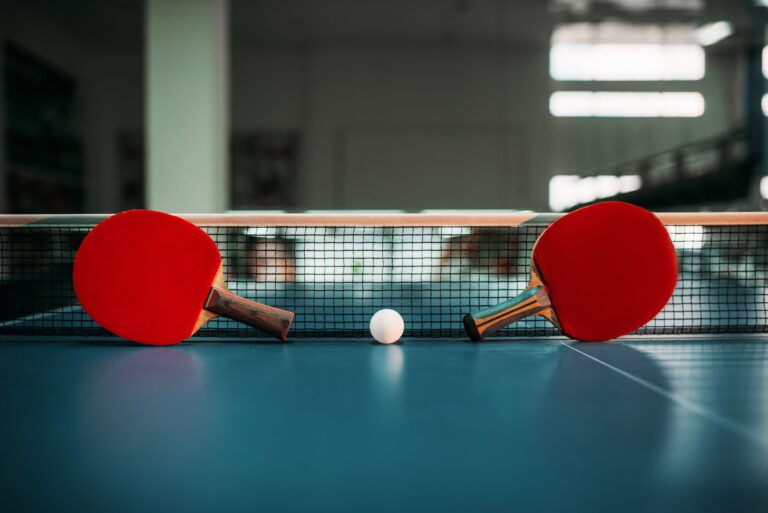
[146,0,229,212]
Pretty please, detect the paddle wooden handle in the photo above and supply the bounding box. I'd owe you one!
[204,287,294,341]
[463,285,553,341]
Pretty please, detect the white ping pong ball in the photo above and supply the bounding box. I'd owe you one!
[369,309,405,344]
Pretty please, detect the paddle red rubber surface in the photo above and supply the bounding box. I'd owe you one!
[532,202,677,341]
[73,210,221,345]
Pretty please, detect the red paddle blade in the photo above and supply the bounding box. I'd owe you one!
[533,202,677,341]
[73,210,221,345]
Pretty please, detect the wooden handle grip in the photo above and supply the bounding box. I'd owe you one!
[204,287,294,341]
[463,286,551,341]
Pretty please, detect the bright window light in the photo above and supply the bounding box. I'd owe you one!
[667,225,705,251]
[549,91,705,118]
[763,93,768,116]
[552,22,699,45]
[549,175,642,212]
[694,21,732,46]
[549,44,705,81]
[763,47,768,79]
[760,176,768,199]
[244,227,280,238]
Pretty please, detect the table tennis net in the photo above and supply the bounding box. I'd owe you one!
[0,221,766,339]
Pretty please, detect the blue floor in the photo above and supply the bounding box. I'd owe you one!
[1,337,767,513]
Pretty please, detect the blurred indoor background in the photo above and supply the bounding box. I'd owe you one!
[0,0,763,214]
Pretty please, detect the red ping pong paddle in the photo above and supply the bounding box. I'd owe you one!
[73,210,294,345]
[463,202,677,342]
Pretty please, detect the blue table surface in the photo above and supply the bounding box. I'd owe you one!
[2,336,768,513]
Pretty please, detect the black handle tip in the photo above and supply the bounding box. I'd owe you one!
[463,314,483,342]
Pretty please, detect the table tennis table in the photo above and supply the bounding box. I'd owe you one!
[1,212,767,513]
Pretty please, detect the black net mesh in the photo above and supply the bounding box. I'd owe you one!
[1,221,767,339]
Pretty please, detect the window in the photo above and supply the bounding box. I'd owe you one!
[550,44,704,81]
[761,48,768,116]
[693,21,732,47]
[550,92,705,118]
[760,176,768,199]
[549,175,642,211]
[763,46,768,79]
